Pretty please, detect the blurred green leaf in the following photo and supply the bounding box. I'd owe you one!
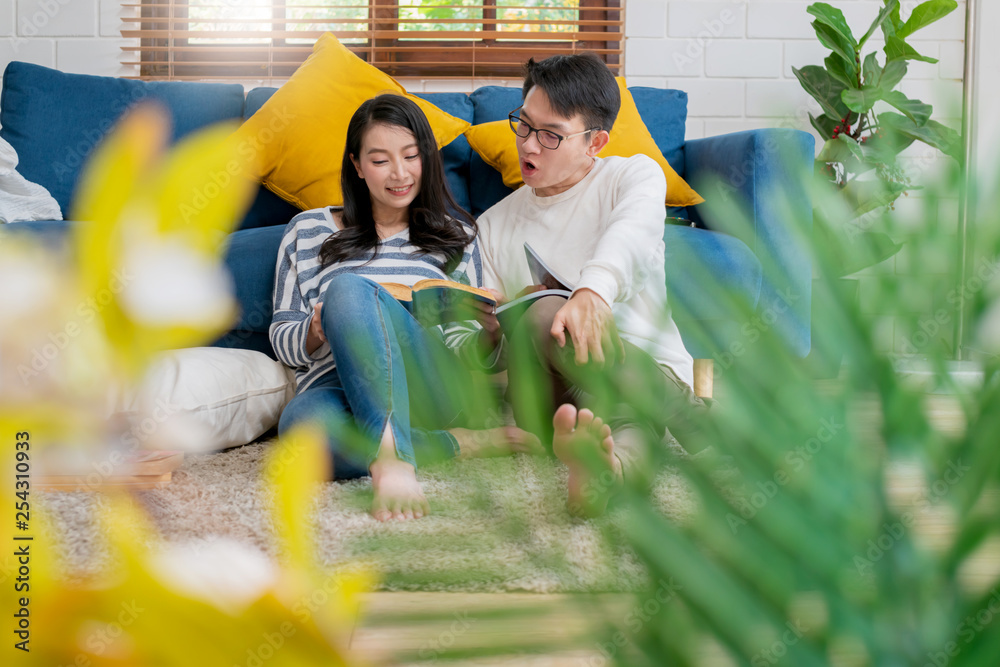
[818,135,865,169]
[814,217,903,277]
[879,58,909,91]
[841,178,907,217]
[860,0,900,47]
[827,52,857,87]
[842,85,883,114]
[862,52,882,86]
[794,65,851,120]
[808,3,858,47]
[885,34,940,63]
[814,20,860,70]
[882,90,933,126]
[810,112,840,141]
[881,0,904,38]
[898,0,959,38]
[881,112,962,161]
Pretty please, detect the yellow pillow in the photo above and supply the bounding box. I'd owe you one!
[464,77,704,207]
[234,33,470,209]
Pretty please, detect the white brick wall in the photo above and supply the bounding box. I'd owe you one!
[625,0,967,147]
[1,0,133,76]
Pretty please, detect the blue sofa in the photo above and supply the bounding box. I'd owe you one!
[0,61,813,363]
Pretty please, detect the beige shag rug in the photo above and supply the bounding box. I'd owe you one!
[37,439,697,593]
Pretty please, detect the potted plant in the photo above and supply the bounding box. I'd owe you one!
[793,0,962,374]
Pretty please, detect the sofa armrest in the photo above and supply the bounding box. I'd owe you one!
[684,128,815,357]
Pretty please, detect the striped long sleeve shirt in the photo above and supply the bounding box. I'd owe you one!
[269,207,500,393]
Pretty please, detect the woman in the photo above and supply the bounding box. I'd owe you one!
[270,94,538,522]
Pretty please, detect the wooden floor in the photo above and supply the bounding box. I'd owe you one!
[344,382,1000,666]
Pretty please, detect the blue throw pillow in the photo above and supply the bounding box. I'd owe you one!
[469,85,523,125]
[468,86,523,216]
[244,87,276,119]
[629,87,688,177]
[413,92,475,217]
[0,62,245,218]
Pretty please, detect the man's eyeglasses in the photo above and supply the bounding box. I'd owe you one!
[508,107,597,150]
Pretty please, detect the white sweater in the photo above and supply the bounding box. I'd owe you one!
[477,154,694,389]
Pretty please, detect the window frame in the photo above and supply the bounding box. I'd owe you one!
[127,0,622,80]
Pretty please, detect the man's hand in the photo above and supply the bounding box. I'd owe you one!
[306,303,326,355]
[550,288,625,365]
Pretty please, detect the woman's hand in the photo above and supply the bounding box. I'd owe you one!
[305,303,326,355]
[474,287,505,348]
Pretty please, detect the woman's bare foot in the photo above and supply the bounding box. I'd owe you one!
[450,426,543,459]
[369,427,430,522]
[552,404,622,517]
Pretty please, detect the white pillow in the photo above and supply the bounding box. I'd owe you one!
[109,347,295,452]
[0,135,62,223]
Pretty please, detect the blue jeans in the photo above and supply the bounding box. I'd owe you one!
[278,273,487,479]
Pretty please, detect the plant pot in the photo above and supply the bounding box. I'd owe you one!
[805,277,860,379]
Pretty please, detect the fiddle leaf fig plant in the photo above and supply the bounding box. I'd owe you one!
[793,0,963,277]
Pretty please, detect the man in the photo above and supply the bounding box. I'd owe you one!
[475,53,709,516]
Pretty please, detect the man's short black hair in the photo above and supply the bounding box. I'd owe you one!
[522,53,620,133]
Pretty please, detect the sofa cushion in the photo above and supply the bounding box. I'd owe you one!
[221,224,285,332]
[212,224,287,358]
[239,185,302,231]
[0,61,245,218]
[233,33,470,212]
[663,225,762,358]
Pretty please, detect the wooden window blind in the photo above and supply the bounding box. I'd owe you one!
[122,1,623,81]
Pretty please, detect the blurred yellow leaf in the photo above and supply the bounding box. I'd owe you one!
[264,424,330,572]
[154,123,259,253]
[71,104,168,306]
[65,103,254,379]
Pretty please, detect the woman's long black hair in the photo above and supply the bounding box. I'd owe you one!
[319,94,476,270]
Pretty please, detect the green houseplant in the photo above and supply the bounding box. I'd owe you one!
[793,0,963,278]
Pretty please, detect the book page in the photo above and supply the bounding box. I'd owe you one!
[524,243,575,292]
[495,288,571,332]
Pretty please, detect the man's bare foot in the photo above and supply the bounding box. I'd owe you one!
[369,429,430,522]
[450,427,543,459]
[552,404,622,517]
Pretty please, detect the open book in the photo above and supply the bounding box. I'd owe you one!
[380,243,574,328]
[492,243,575,331]
[380,279,497,326]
